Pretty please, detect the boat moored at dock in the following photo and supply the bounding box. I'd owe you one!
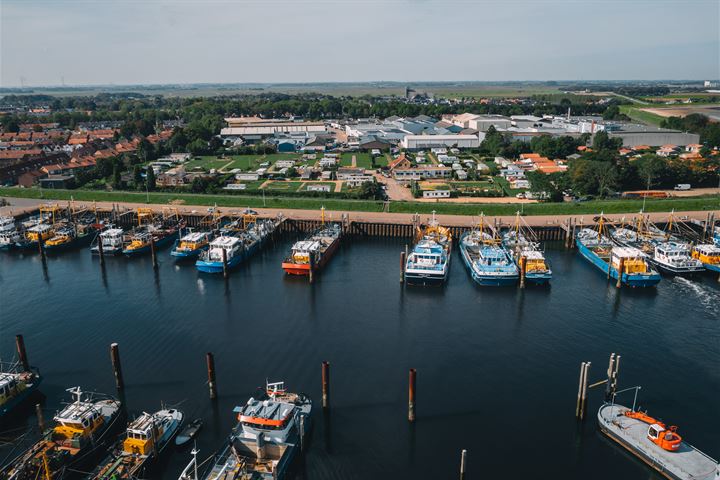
[196,218,278,273]
[576,218,661,287]
[122,209,183,257]
[16,223,54,250]
[691,243,720,273]
[403,213,451,286]
[282,223,342,276]
[91,226,125,255]
[3,387,122,480]
[89,408,183,480]
[0,216,21,250]
[179,381,311,480]
[598,402,719,480]
[0,363,42,419]
[610,224,703,275]
[460,229,518,286]
[171,231,212,259]
[502,214,552,285]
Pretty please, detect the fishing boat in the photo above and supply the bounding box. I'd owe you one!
[171,231,212,259]
[502,214,552,285]
[0,363,42,419]
[15,223,54,250]
[3,387,122,480]
[122,209,183,257]
[610,221,702,275]
[714,226,719,247]
[175,418,203,447]
[89,408,183,480]
[0,216,21,250]
[576,219,661,287]
[403,213,451,286]
[43,222,97,253]
[598,401,719,480]
[460,231,518,286]
[196,219,278,273]
[178,381,311,480]
[282,223,342,276]
[691,243,720,273]
[90,226,125,255]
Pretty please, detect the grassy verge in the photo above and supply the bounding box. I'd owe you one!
[2,187,718,216]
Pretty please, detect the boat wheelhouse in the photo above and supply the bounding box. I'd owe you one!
[180,381,311,480]
[90,408,183,480]
[91,227,125,255]
[171,231,211,259]
[196,236,244,273]
[16,223,54,249]
[692,244,720,273]
[0,367,42,418]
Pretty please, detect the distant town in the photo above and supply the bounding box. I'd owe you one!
[0,81,718,209]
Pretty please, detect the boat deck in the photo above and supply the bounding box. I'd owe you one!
[598,404,718,480]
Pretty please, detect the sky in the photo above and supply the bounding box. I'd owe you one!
[1,0,718,87]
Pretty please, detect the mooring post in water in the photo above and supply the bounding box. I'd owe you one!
[299,415,306,452]
[519,255,526,289]
[321,361,330,410]
[150,237,157,269]
[616,257,624,289]
[459,449,467,480]
[576,361,591,420]
[222,248,228,279]
[206,352,217,400]
[36,403,45,432]
[110,343,124,390]
[308,252,315,284]
[400,250,406,283]
[15,334,29,372]
[408,368,416,422]
[97,231,105,266]
[37,231,45,258]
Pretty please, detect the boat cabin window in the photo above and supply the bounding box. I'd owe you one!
[648,425,662,439]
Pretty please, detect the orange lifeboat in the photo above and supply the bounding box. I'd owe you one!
[624,411,683,451]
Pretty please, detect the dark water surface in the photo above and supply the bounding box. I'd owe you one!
[1,237,719,479]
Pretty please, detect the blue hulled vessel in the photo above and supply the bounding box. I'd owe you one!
[403,213,451,286]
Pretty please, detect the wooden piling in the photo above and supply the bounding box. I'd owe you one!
[299,415,306,452]
[408,368,417,422]
[15,335,29,371]
[616,257,624,289]
[576,361,591,420]
[309,252,315,284]
[97,231,105,266]
[321,361,330,410]
[222,248,228,279]
[460,449,467,480]
[519,256,526,289]
[206,352,217,400]
[110,343,124,390]
[36,403,45,432]
[150,237,157,269]
[37,231,44,257]
[400,251,406,283]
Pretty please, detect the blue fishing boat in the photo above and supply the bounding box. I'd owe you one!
[576,219,661,287]
[692,243,720,273]
[171,231,212,259]
[403,213,451,286]
[196,219,277,273]
[460,229,519,286]
[122,209,183,257]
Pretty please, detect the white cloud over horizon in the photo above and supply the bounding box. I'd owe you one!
[1,0,718,87]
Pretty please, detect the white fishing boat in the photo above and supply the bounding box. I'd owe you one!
[91,226,125,255]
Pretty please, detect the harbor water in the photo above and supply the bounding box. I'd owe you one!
[1,237,719,479]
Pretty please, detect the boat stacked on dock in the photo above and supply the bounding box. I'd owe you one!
[403,212,451,286]
[459,216,518,287]
[3,387,122,480]
[179,381,311,480]
[576,218,661,287]
[89,408,183,480]
[282,223,342,276]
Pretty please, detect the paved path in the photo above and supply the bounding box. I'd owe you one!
[2,196,717,228]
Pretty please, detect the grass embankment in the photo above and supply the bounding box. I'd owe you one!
[2,188,718,216]
[618,106,665,126]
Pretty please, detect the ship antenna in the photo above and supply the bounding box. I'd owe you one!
[66,386,83,403]
[191,443,200,480]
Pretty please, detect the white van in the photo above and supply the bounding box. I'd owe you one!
[674,184,691,191]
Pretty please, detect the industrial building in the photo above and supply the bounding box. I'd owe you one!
[221,117,326,142]
[401,134,480,150]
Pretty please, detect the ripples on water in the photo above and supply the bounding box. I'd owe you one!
[0,238,718,480]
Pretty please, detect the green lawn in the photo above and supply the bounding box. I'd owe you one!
[1,187,718,216]
[262,181,304,191]
[493,176,525,196]
[185,154,301,172]
[340,153,372,168]
[374,155,388,167]
[185,157,231,171]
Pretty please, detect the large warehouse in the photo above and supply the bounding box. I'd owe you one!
[401,134,480,150]
[220,117,327,141]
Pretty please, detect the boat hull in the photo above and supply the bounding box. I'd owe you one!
[283,236,340,276]
[404,271,448,286]
[0,378,41,419]
[576,239,661,287]
[459,240,518,287]
[44,233,95,253]
[525,272,552,285]
[91,246,123,256]
[171,246,207,259]
[123,234,176,257]
[196,255,243,273]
